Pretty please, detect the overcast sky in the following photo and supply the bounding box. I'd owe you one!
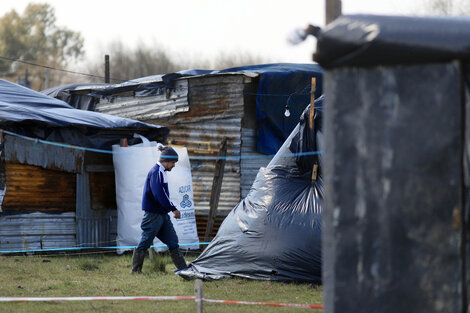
[2,0,424,67]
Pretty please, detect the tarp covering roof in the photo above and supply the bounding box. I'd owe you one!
[314,15,470,68]
[42,69,214,100]
[178,97,324,283]
[42,63,323,155]
[0,79,169,148]
[219,63,323,154]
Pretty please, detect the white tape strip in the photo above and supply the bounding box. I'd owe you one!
[0,296,195,302]
[203,298,324,310]
[0,295,324,310]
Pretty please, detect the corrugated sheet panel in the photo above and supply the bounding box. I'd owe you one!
[91,74,257,214]
[79,152,118,247]
[76,217,112,247]
[109,210,117,245]
[240,128,272,198]
[95,80,189,120]
[191,171,240,212]
[166,75,250,212]
[169,120,242,212]
[4,134,84,173]
[168,118,242,156]
[169,75,248,124]
[145,74,253,213]
[75,171,104,247]
[3,163,76,211]
[0,212,75,251]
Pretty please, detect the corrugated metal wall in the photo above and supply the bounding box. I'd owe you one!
[76,153,117,247]
[4,134,84,173]
[0,136,80,252]
[0,212,75,251]
[240,128,271,198]
[152,74,257,213]
[95,73,259,214]
[95,80,189,120]
[0,142,118,251]
[168,118,242,212]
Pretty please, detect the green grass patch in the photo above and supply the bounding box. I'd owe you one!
[78,259,100,271]
[0,253,322,312]
[148,253,172,273]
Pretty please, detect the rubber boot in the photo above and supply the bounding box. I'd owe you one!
[169,247,187,270]
[130,249,146,274]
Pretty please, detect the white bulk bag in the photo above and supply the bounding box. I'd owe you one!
[112,136,198,254]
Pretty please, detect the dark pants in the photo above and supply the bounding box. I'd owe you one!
[136,211,179,251]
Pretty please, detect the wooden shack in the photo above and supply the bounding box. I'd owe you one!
[0,79,168,252]
[45,64,323,230]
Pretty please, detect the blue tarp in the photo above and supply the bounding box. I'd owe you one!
[43,63,323,155]
[217,64,323,154]
[0,79,169,148]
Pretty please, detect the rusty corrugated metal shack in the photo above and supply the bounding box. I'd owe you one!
[44,64,323,234]
[0,79,168,252]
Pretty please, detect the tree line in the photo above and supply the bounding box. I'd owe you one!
[0,3,267,90]
[2,2,469,90]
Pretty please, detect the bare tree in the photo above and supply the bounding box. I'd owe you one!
[425,0,470,15]
[181,50,270,70]
[0,3,84,90]
[85,40,187,83]
[209,51,269,70]
[84,40,271,83]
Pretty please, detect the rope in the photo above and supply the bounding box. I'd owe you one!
[0,242,210,254]
[2,129,322,160]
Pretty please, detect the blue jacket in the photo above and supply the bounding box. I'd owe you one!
[142,162,177,214]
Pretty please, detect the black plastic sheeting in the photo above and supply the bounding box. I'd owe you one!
[42,69,214,110]
[314,15,470,68]
[0,79,169,149]
[321,63,466,312]
[177,97,324,283]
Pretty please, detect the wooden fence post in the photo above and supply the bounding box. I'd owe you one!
[204,138,228,242]
[310,78,319,182]
[104,55,110,83]
[195,279,203,313]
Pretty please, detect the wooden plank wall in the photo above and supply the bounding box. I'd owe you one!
[2,163,76,211]
[89,172,116,210]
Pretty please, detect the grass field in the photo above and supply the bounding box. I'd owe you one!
[0,252,323,312]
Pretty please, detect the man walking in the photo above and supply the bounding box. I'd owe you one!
[131,146,187,273]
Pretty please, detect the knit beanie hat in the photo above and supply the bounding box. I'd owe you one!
[159,146,179,162]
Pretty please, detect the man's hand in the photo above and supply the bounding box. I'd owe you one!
[173,209,181,219]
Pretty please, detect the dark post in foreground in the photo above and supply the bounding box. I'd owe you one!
[104,54,110,83]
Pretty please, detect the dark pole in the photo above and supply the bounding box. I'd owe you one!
[326,0,342,24]
[104,54,110,83]
[458,60,468,313]
[204,138,228,242]
[45,68,50,89]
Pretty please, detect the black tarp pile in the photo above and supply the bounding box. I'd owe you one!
[313,15,470,68]
[178,96,324,283]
